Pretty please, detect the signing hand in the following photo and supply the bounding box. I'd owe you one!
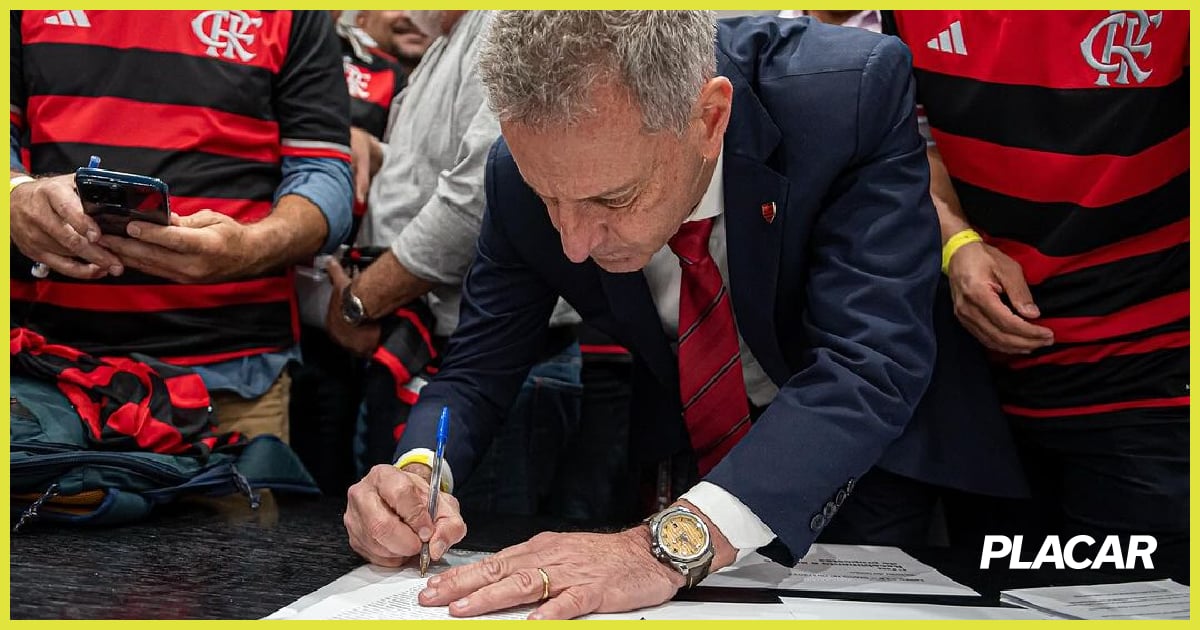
[344,464,467,568]
[99,210,255,283]
[325,258,383,356]
[946,241,1054,354]
[419,528,686,620]
[10,174,123,279]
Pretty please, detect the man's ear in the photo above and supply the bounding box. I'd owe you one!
[696,77,733,159]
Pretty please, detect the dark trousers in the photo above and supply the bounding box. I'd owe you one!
[822,417,1189,584]
[1012,417,1189,583]
[288,325,363,495]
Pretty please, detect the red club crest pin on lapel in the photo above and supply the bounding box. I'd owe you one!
[761,202,776,224]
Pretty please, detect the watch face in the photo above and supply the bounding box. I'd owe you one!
[342,288,365,324]
[657,512,709,561]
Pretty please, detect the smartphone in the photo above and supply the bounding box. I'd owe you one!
[75,167,171,235]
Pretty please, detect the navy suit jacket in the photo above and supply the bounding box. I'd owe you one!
[397,17,1023,560]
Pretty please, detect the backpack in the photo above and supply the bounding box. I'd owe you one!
[10,328,319,529]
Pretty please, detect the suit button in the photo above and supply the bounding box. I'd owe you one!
[823,502,836,519]
[846,477,857,493]
[810,513,826,532]
[835,489,848,506]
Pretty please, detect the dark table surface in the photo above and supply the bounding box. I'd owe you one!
[9,494,1185,619]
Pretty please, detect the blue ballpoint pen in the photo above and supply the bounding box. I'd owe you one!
[420,407,451,576]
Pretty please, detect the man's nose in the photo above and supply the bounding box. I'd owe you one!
[557,206,603,263]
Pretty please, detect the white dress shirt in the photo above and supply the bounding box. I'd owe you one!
[642,148,778,558]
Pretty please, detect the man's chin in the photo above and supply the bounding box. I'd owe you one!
[593,256,646,274]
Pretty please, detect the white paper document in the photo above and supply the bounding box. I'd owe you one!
[999,579,1190,620]
[270,545,997,620]
[266,549,531,620]
[700,544,978,597]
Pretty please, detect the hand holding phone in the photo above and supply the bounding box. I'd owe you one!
[75,165,171,236]
[9,172,123,280]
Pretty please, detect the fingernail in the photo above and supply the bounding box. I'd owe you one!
[428,575,441,586]
[422,587,438,599]
[86,230,99,243]
[452,599,469,609]
[109,265,123,277]
[529,612,544,620]
[127,224,141,237]
[418,527,432,541]
[431,541,446,558]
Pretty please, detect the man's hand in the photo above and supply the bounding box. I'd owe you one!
[326,258,383,356]
[10,174,123,279]
[344,464,467,568]
[418,528,686,620]
[947,241,1054,354]
[99,210,255,283]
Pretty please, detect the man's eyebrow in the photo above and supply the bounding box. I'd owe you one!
[527,180,640,201]
[588,182,639,200]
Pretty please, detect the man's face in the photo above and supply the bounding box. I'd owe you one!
[502,83,714,274]
[357,11,431,63]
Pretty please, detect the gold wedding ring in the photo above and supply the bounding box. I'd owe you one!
[537,567,551,601]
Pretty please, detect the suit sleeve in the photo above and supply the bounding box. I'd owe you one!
[704,36,941,563]
[393,140,558,483]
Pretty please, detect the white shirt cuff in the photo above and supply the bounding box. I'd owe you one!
[679,481,776,562]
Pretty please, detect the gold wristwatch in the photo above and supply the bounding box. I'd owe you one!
[646,506,714,588]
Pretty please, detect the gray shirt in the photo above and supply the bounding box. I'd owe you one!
[359,11,577,335]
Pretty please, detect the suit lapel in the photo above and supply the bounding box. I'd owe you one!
[722,153,790,384]
[718,48,793,385]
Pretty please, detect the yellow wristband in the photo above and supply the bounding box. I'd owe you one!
[941,229,983,275]
[394,448,454,493]
[10,175,34,193]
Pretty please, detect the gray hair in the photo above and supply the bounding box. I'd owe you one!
[477,11,717,134]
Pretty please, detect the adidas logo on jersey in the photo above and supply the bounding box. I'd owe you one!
[927,20,967,55]
[44,10,91,27]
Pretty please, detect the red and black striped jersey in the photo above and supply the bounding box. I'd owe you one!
[340,34,406,139]
[10,10,351,364]
[886,11,1189,423]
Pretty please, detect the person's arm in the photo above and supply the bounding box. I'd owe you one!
[276,155,353,254]
[326,90,500,355]
[99,192,332,283]
[704,36,941,566]
[392,138,558,481]
[351,96,502,317]
[927,144,1054,353]
[926,144,974,243]
[343,139,556,569]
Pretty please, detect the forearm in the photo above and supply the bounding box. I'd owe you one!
[243,193,329,275]
[926,145,973,244]
[353,249,437,319]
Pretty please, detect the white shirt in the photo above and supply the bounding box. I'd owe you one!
[642,148,777,558]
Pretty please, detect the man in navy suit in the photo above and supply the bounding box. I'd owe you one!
[343,11,1013,618]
